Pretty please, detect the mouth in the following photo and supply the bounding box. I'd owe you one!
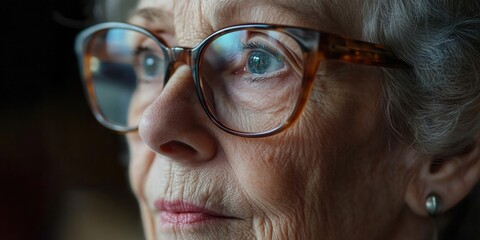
[154,199,237,226]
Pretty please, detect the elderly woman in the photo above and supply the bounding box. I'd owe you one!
[75,0,480,239]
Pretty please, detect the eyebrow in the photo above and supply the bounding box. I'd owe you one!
[129,7,170,25]
[212,0,336,30]
[130,0,348,36]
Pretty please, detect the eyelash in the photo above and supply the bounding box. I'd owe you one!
[133,46,150,56]
[241,41,283,61]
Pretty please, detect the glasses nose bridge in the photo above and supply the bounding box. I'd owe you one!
[169,46,193,70]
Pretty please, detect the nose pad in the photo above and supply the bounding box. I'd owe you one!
[166,46,193,81]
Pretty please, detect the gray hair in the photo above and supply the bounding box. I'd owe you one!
[363,0,480,156]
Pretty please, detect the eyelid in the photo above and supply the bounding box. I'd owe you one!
[133,37,164,57]
[241,42,283,60]
[134,46,149,55]
[134,45,162,55]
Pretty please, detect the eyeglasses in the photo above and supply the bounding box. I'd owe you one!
[75,22,408,137]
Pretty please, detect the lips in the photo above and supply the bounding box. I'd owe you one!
[155,200,233,225]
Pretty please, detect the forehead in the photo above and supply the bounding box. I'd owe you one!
[137,0,173,12]
[137,0,324,12]
[135,0,362,37]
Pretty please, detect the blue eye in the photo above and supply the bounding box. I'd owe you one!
[247,50,285,75]
[142,52,162,79]
[134,46,165,82]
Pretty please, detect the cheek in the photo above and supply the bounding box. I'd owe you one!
[221,130,328,214]
[127,133,155,198]
[222,68,389,217]
[217,116,339,239]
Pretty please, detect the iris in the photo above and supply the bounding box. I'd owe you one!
[142,52,162,79]
[247,50,284,75]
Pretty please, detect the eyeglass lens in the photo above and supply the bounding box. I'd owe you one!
[83,27,305,134]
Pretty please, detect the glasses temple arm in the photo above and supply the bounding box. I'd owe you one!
[321,34,410,68]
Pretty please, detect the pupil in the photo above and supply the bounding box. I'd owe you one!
[248,51,271,74]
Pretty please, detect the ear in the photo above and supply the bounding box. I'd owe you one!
[405,139,480,217]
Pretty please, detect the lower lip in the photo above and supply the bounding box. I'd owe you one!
[160,212,224,225]
[155,200,231,226]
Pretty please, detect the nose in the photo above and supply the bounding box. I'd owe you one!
[138,63,218,164]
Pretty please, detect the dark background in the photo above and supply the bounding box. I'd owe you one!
[1,0,143,239]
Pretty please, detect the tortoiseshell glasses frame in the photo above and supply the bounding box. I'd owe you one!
[75,22,409,138]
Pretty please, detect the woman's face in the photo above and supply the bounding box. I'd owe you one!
[128,0,417,239]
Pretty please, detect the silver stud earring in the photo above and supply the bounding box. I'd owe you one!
[425,193,441,217]
[425,193,441,240]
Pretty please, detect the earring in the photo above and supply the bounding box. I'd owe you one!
[425,193,441,240]
[425,193,441,217]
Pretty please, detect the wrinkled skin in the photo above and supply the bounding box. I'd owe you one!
[125,0,479,239]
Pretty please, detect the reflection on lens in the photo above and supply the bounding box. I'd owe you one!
[84,28,167,129]
[199,29,304,134]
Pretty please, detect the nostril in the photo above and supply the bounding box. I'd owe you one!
[159,140,197,157]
